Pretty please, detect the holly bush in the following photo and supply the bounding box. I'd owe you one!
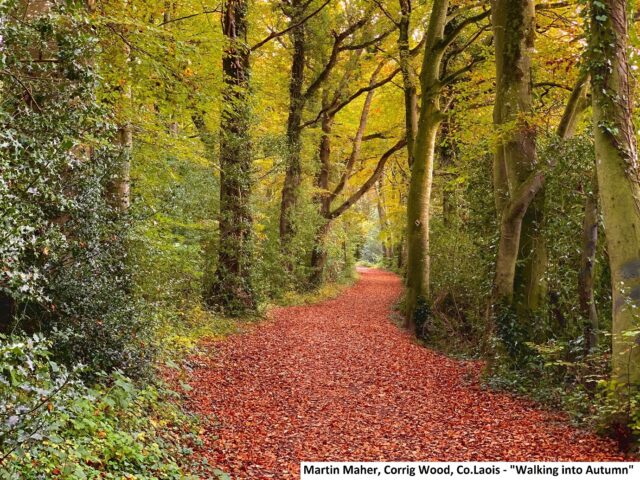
[0,335,210,479]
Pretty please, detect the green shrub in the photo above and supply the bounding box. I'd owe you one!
[0,0,152,377]
[0,335,213,479]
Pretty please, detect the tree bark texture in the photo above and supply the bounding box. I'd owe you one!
[404,0,448,330]
[279,0,306,250]
[399,0,418,168]
[590,0,640,386]
[205,0,256,314]
[491,0,540,312]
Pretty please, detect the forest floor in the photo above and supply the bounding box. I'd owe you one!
[186,269,626,478]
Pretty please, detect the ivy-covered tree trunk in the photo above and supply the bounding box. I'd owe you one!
[404,0,448,331]
[309,222,331,286]
[279,0,306,251]
[491,0,539,315]
[205,0,256,314]
[589,0,640,387]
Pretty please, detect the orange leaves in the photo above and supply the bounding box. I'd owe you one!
[185,270,625,478]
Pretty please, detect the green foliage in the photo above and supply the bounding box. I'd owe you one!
[486,333,640,450]
[417,148,496,356]
[1,0,634,468]
[130,143,219,347]
[425,218,492,355]
[0,1,104,305]
[494,303,535,363]
[542,134,611,339]
[0,335,213,479]
[0,1,151,376]
[486,134,625,438]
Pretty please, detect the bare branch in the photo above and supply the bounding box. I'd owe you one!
[158,7,222,26]
[447,1,490,22]
[302,67,401,128]
[535,1,573,10]
[341,27,396,51]
[0,70,43,112]
[328,139,407,219]
[373,0,400,27]
[439,8,491,52]
[250,0,332,52]
[441,56,485,86]
[302,17,369,100]
[362,131,392,141]
[533,81,573,92]
[503,170,545,223]
[409,34,427,56]
[331,65,384,200]
[443,23,491,65]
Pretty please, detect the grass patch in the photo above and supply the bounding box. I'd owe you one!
[277,273,359,307]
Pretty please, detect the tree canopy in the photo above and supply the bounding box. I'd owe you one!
[2,0,640,475]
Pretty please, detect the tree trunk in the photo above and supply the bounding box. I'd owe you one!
[309,106,333,287]
[113,118,132,210]
[516,198,547,313]
[111,0,133,211]
[0,293,15,334]
[491,0,539,316]
[398,0,418,168]
[309,221,332,287]
[558,73,590,141]
[205,0,256,314]
[309,70,380,284]
[376,179,394,260]
[580,173,599,352]
[589,0,640,387]
[404,0,448,330]
[493,171,545,302]
[397,238,406,270]
[438,118,458,228]
[521,73,591,315]
[556,72,598,351]
[279,1,306,251]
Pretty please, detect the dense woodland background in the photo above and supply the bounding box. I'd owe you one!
[1,0,640,477]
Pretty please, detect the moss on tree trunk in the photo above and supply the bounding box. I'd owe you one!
[590,0,640,387]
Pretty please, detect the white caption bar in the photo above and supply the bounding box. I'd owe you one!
[300,462,637,480]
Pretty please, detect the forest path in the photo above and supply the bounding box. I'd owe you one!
[187,269,624,478]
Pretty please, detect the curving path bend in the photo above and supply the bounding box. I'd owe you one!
[187,269,625,478]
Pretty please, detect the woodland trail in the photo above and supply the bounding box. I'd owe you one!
[187,269,625,478]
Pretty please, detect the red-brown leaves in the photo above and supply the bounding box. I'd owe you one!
[185,269,625,479]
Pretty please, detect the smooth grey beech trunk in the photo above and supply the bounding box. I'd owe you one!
[404,0,448,330]
[491,0,539,309]
[590,0,640,387]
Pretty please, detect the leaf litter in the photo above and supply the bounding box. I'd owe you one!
[186,269,626,478]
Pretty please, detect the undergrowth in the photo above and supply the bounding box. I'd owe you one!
[486,338,640,454]
[0,335,220,479]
